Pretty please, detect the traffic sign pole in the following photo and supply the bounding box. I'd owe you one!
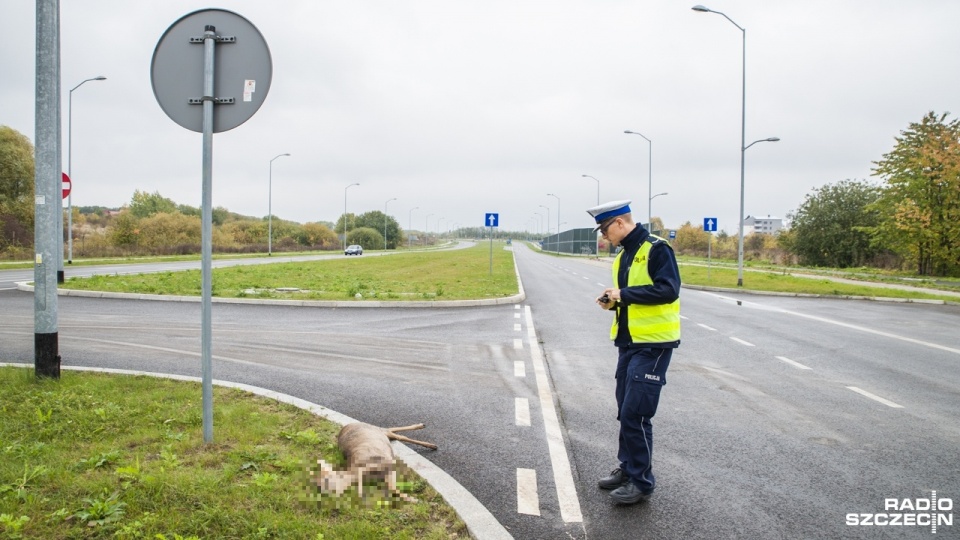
[152,9,272,444]
[485,213,499,275]
[703,217,717,281]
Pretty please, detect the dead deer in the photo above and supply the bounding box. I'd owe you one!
[313,422,436,503]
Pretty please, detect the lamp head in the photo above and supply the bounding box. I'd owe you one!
[94,76,107,81]
[767,137,781,142]
[692,5,711,12]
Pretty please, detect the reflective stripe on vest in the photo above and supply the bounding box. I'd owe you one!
[610,237,681,343]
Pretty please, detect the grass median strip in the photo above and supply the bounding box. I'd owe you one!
[0,367,466,539]
[59,243,518,301]
[679,263,959,302]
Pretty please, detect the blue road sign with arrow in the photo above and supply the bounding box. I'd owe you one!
[703,217,718,232]
[485,213,499,227]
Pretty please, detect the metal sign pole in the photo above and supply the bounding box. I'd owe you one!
[33,0,61,378]
[152,8,273,444]
[489,226,493,275]
[200,24,216,444]
[707,232,712,281]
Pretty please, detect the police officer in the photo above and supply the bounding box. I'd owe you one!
[587,200,681,505]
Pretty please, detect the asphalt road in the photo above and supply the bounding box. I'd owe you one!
[2,244,958,539]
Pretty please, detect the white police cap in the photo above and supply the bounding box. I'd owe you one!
[586,200,632,231]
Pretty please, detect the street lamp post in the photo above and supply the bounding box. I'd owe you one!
[581,174,600,205]
[624,130,653,228]
[267,153,290,256]
[408,207,418,248]
[425,214,433,247]
[649,192,669,231]
[737,136,780,277]
[693,5,779,286]
[66,75,106,273]
[384,197,396,250]
[547,193,560,237]
[343,182,359,250]
[538,205,550,236]
[582,175,600,256]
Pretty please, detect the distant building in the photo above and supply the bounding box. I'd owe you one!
[743,215,783,235]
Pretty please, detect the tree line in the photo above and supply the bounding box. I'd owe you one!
[2,112,959,276]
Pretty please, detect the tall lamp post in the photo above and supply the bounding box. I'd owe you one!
[66,75,106,273]
[425,213,433,247]
[267,153,290,256]
[581,174,600,205]
[737,137,779,280]
[547,193,560,237]
[408,206,418,248]
[383,197,396,250]
[582,175,600,256]
[693,5,779,286]
[649,192,668,230]
[538,205,551,235]
[343,182,359,250]
[624,130,653,228]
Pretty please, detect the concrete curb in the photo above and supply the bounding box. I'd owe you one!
[15,247,527,309]
[0,363,513,540]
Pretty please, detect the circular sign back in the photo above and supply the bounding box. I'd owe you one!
[151,9,272,133]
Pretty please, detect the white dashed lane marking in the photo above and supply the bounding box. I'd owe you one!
[697,323,717,331]
[776,356,811,370]
[514,338,523,350]
[517,468,540,516]
[514,361,525,377]
[515,397,531,426]
[847,386,904,408]
[730,337,755,347]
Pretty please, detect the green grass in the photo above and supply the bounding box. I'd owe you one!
[60,243,518,301]
[679,263,960,302]
[0,367,466,539]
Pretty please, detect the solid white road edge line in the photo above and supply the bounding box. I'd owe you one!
[517,468,540,516]
[846,386,904,408]
[524,305,584,523]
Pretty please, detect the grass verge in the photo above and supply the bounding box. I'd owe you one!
[0,367,466,539]
[59,243,518,301]
[679,263,960,302]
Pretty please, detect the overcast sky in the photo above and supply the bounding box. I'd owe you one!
[2,1,958,235]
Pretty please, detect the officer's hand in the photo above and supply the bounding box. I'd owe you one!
[596,288,619,310]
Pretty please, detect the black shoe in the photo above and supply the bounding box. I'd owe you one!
[609,482,652,505]
[598,467,629,490]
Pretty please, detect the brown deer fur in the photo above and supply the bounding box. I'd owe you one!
[313,422,436,502]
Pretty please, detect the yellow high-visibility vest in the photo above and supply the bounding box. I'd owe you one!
[610,237,681,343]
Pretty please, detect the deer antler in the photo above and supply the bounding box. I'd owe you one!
[384,424,438,450]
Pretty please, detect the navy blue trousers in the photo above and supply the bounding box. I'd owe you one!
[615,346,672,494]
